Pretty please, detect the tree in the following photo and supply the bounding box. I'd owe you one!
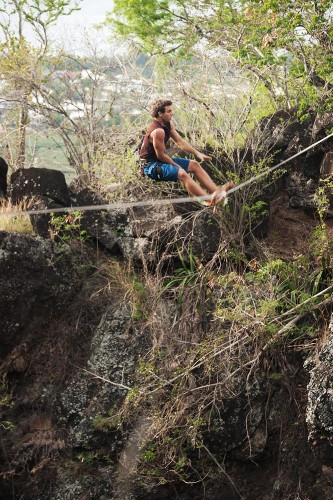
[28,50,119,176]
[15,44,157,180]
[0,0,81,169]
[109,0,333,112]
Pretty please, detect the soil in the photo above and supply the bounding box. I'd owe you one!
[263,192,333,259]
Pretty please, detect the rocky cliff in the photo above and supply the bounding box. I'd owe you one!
[1,111,333,499]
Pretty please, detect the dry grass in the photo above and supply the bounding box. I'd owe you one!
[0,200,33,234]
[101,229,332,497]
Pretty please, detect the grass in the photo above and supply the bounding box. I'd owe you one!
[0,201,33,234]
[0,214,33,234]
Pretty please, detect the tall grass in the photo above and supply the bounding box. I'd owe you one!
[0,201,33,234]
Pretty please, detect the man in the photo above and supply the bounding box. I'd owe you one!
[139,99,234,206]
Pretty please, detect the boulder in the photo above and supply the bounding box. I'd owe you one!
[305,330,333,498]
[205,375,268,456]
[10,167,71,206]
[320,151,333,178]
[0,156,8,199]
[312,113,333,142]
[257,109,333,213]
[286,174,318,210]
[8,168,72,239]
[69,186,126,253]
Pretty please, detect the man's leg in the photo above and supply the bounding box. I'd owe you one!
[159,159,234,206]
[151,160,206,198]
[177,168,209,199]
[188,160,217,193]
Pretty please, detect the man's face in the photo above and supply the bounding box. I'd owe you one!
[159,105,173,122]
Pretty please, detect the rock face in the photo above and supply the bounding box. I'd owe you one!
[45,306,152,500]
[2,111,333,499]
[0,231,96,499]
[0,231,84,360]
[0,227,328,500]
[239,109,333,215]
[57,305,150,451]
[268,111,333,211]
[0,229,155,500]
[307,331,333,451]
[305,327,333,500]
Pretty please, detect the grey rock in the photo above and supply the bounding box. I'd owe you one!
[58,305,150,449]
[307,334,333,440]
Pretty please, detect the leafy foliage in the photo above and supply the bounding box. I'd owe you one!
[0,0,81,168]
[110,0,333,111]
[49,210,89,244]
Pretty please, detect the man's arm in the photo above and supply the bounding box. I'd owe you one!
[170,124,212,161]
[152,129,179,166]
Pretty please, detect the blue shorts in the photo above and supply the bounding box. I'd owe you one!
[143,157,190,182]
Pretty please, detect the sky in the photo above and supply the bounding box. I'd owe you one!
[48,0,114,53]
[51,0,113,31]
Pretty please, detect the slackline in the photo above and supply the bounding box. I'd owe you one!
[1,132,332,218]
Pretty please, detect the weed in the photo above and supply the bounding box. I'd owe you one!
[89,259,150,321]
[163,247,201,310]
[75,451,95,465]
[93,405,123,431]
[140,442,157,463]
[49,211,89,245]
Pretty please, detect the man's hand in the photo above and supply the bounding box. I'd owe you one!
[196,152,212,162]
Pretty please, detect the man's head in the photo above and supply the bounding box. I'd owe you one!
[151,99,173,118]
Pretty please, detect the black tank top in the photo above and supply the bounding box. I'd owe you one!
[139,120,171,162]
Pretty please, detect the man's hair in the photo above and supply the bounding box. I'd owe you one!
[151,99,172,118]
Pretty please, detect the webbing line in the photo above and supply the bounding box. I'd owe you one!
[1,132,332,218]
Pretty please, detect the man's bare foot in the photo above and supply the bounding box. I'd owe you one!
[209,181,235,207]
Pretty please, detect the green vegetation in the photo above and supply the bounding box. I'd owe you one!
[0,200,34,234]
[0,0,81,169]
[49,211,89,245]
[0,213,33,234]
[111,237,333,485]
[163,247,202,310]
[111,0,333,114]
